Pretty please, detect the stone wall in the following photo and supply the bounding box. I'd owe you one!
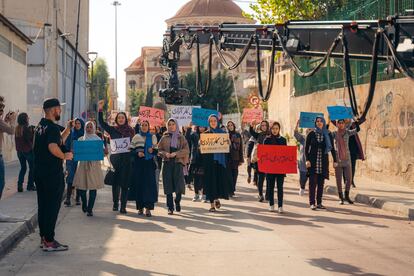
[268,72,414,188]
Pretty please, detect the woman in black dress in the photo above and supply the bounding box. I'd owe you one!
[202,115,232,212]
[128,120,158,217]
[98,100,135,214]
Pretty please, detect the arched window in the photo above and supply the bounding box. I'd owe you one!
[154,75,167,91]
[129,80,136,91]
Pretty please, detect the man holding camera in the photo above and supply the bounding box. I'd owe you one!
[0,97,17,200]
[34,98,73,252]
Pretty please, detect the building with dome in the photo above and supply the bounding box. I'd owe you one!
[124,0,257,113]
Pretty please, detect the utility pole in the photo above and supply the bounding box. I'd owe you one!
[112,1,121,111]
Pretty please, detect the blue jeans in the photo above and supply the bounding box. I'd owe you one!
[17,151,34,189]
[0,155,4,199]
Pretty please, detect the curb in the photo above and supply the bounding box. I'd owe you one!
[324,185,414,220]
[0,191,67,259]
[0,209,38,259]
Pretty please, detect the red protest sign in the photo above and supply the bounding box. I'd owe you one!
[257,145,297,174]
[139,106,165,127]
[242,108,263,123]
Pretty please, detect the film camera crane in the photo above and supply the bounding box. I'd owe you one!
[159,11,414,123]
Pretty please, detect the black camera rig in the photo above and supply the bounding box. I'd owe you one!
[159,11,414,122]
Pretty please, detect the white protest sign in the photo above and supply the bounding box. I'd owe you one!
[110,138,131,155]
[167,105,200,126]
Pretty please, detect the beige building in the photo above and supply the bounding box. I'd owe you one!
[0,13,31,162]
[0,0,90,123]
[125,0,257,112]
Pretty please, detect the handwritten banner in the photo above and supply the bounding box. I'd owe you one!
[73,140,104,161]
[299,112,324,128]
[168,105,200,126]
[139,106,165,127]
[192,108,219,127]
[257,145,297,174]
[327,106,354,120]
[199,133,230,154]
[110,138,131,155]
[242,108,263,123]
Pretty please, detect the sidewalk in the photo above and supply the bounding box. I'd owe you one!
[0,162,38,259]
[323,175,414,220]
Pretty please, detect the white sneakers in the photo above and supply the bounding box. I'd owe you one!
[269,205,284,213]
[310,204,317,210]
[192,195,200,202]
[299,188,305,196]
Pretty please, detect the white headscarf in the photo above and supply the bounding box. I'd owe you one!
[79,121,101,141]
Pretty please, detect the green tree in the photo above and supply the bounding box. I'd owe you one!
[128,89,145,116]
[246,0,348,23]
[145,84,154,107]
[183,69,237,114]
[89,58,109,113]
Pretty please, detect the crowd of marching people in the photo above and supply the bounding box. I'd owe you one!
[0,96,365,252]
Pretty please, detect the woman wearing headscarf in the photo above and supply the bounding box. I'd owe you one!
[64,118,85,207]
[263,122,287,213]
[227,121,244,197]
[73,121,104,216]
[249,120,270,202]
[98,100,135,214]
[202,115,232,212]
[158,118,189,215]
[305,116,337,210]
[331,119,361,204]
[128,120,158,217]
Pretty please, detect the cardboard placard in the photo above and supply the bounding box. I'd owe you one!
[192,108,219,127]
[139,106,165,127]
[327,106,353,120]
[299,112,324,128]
[199,133,230,154]
[257,145,297,174]
[242,108,263,123]
[73,140,104,161]
[109,138,131,155]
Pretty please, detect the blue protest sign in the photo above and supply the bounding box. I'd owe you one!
[299,112,324,128]
[192,108,219,127]
[73,140,104,161]
[327,106,354,120]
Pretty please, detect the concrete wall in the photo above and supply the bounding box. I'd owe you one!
[268,72,414,188]
[0,23,28,162]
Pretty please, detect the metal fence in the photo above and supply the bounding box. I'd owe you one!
[293,0,413,96]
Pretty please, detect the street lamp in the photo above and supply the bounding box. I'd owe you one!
[87,51,98,118]
[112,1,121,111]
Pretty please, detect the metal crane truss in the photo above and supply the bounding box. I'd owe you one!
[159,13,414,120]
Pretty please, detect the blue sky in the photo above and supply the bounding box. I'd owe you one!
[89,0,253,106]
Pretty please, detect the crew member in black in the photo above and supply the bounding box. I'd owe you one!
[34,98,73,252]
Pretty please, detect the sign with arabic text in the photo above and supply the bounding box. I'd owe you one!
[110,138,131,155]
[139,106,165,127]
[199,133,230,154]
[257,145,297,174]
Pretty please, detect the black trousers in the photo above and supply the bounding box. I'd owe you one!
[194,176,203,194]
[79,190,97,212]
[257,172,267,198]
[35,172,65,242]
[231,168,239,194]
[266,174,284,207]
[309,173,325,206]
[166,193,182,211]
[112,185,128,209]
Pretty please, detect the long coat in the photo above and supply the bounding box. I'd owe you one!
[305,131,337,180]
[158,133,189,195]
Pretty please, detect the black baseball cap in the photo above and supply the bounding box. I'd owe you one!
[43,98,65,110]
